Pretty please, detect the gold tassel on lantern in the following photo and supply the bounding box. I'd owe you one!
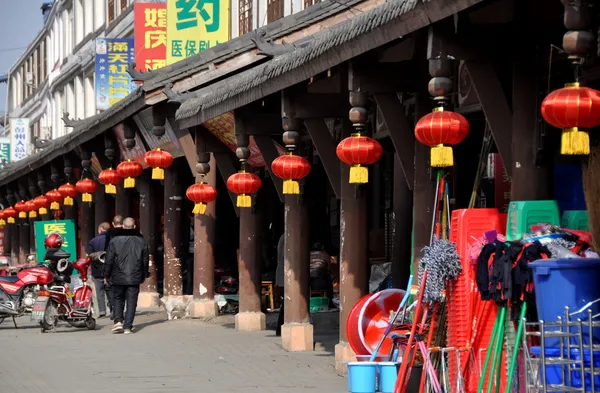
[7,217,14,224]
[152,167,165,180]
[18,212,26,219]
[283,179,300,195]
[64,197,74,206]
[237,194,251,208]
[192,202,207,215]
[561,127,590,155]
[430,144,454,168]
[50,202,60,211]
[39,207,48,215]
[105,184,116,194]
[0,219,5,226]
[29,211,37,218]
[349,165,369,184]
[124,177,135,188]
[82,193,93,203]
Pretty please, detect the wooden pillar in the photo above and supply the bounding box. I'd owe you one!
[163,160,184,296]
[80,201,95,257]
[3,224,11,257]
[392,155,413,288]
[9,224,18,265]
[115,185,133,217]
[18,219,29,264]
[29,217,37,255]
[94,191,113,228]
[138,171,159,307]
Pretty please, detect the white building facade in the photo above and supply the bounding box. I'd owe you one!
[5,0,319,148]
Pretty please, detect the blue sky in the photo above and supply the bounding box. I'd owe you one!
[0,1,44,116]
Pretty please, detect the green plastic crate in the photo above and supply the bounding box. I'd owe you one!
[507,200,560,241]
[309,297,329,313]
[561,210,589,231]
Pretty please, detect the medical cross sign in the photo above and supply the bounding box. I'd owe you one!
[9,118,30,162]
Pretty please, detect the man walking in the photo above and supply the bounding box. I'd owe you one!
[87,222,112,317]
[104,215,123,251]
[104,217,149,334]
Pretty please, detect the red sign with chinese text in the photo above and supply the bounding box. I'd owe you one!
[493,153,511,213]
[134,3,167,72]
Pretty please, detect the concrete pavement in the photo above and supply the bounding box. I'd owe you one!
[0,312,346,393]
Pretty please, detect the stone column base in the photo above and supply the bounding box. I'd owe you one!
[335,341,357,374]
[281,323,314,352]
[137,291,160,309]
[235,311,266,331]
[191,299,219,318]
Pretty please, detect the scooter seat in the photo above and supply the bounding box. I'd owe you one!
[0,275,19,283]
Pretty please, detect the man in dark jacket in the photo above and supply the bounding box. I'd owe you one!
[104,217,149,334]
[103,215,123,252]
[87,222,111,317]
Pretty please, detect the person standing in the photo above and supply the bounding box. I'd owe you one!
[87,222,112,317]
[104,217,149,335]
[103,215,124,251]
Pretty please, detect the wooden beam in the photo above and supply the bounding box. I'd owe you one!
[244,113,282,135]
[253,135,283,202]
[214,151,241,217]
[464,60,513,175]
[292,93,349,119]
[307,73,342,94]
[373,93,415,189]
[167,117,196,175]
[303,119,341,199]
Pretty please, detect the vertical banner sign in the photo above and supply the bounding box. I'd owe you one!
[0,137,11,166]
[166,0,230,65]
[9,118,30,162]
[493,153,511,213]
[95,38,137,110]
[34,220,77,263]
[135,3,168,72]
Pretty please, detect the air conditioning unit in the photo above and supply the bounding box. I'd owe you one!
[25,72,34,86]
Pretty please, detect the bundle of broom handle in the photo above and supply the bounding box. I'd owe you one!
[417,303,440,393]
[505,303,527,393]
[392,269,428,393]
[368,275,414,362]
[476,305,507,393]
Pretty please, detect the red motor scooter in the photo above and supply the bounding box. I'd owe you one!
[34,254,96,332]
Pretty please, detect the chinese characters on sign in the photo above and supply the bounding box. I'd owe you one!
[493,153,511,213]
[0,137,10,167]
[9,118,30,162]
[34,220,77,263]
[135,3,168,72]
[95,38,137,110]
[166,0,230,65]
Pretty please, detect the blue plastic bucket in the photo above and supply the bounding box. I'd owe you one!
[529,258,600,346]
[530,347,600,391]
[378,362,400,393]
[347,362,377,393]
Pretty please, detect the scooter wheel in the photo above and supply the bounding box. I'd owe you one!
[85,317,96,330]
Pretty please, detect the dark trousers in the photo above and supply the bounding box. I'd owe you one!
[112,285,140,330]
[93,277,113,315]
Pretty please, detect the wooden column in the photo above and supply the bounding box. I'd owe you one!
[29,217,37,255]
[80,201,94,257]
[138,171,159,307]
[94,191,113,228]
[115,185,133,217]
[18,219,29,264]
[164,160,184,296]
[392,155,413,288]
[10,223,18,266]
[3,224,11,257]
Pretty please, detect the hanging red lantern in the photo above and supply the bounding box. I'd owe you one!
[25,201,38,218]
[336,135,383,184]
[271,153,311,195]
[14,201,27,219]
[144,149,174,180]
[186,182,217,215]
[414,107,470,168]
[98,168,122,194]
[226,171,262,208]
[33,195,50,215]
[4,207,17,224]
[0,210,5,226]
[541,82,600,155]
[46,189,64,211]
[58,183,78,206]
[76,178,98,202]
[117,160,143,188]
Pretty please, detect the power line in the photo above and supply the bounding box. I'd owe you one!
[0,46,28,53]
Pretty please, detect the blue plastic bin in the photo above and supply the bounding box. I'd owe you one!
[530,347,600,391]
[347,362,377,393]
[378,362,400,393]
[529,258,600,346]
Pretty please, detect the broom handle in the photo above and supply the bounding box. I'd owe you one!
[418,304,440,393]
[505,303,527,393]
[476,306,504,393]
[487,306,507,393]
[429,172,442,245]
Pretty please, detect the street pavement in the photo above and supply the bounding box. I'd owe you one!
[0,311,346,393]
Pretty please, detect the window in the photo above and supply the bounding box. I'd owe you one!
[108,0,131,25]
[239,0,253,35]
[42,40,47,80]
[120,0,128,12]
[304,0,321,9]
[108,0,115,24]
[267,0,284,22]
[36,47,41,88]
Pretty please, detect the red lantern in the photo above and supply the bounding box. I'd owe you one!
[46,189,64,211]
[226,171,262,208]
[117,160,143,188]
[186,182,217,214]
[76,178,98,203]
[98,168,122,194]
[414,107,470,168]
[271,153,311,195]
[33,195,50,215]
[25,201,38,218]
[58,183,78,206]
[336,135,383,184]
[541,82,600,155]
[145,149,174,180]
[4,207,17,224]
[14,201,27,219]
